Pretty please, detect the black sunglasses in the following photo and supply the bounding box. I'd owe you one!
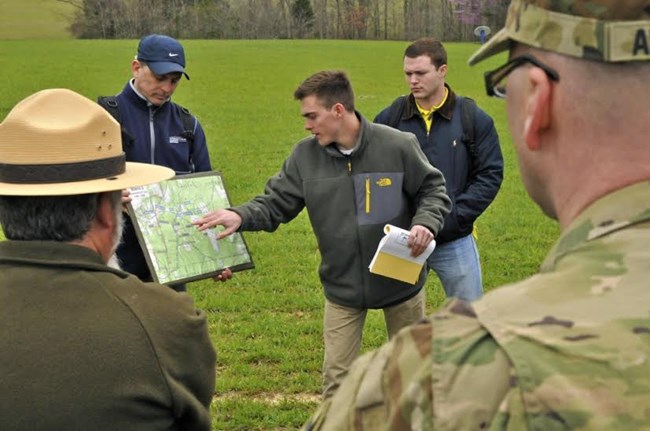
[484,54,560,98]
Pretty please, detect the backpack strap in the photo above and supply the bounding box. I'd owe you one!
[97,95,136,148]
[174,103,196,143]
[98,96,196,146]
[459,97,478,174]
[387,95,408,129]
[387,94,478,165]
[97,96,120,122]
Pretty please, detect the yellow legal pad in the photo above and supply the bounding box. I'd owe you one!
[368,224,436,285]
[369,251,423,284]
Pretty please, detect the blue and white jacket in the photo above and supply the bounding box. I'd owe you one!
[115,80,211,174]
[112,81,212,281]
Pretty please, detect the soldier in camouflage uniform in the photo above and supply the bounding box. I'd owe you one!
[303,0,650,429]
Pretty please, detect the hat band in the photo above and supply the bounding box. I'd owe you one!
[0,154,126,184]
[507,0,650,62]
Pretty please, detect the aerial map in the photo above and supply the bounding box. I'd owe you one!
[127,172,253,284]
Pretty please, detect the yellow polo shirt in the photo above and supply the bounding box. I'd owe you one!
[416,87,448,133]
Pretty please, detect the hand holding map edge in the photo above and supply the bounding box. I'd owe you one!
[213,268,233,282]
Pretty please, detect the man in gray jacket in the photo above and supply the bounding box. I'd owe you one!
[194,70,450,398]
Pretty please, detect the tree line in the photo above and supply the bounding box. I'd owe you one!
[57,0,509,42]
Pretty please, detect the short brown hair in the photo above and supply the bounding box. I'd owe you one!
[405,38,447,69]
[293,70,355,111]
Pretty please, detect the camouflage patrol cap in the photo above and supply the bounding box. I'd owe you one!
[468,0,650,65]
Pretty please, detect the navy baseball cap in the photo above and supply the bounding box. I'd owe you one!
[136,34,189,80]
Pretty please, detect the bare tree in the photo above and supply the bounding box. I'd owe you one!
[335,0,342,38]
[58,0,507,41]
[291,0,315,38]
[278,0,294,38]
[313,0,329,38]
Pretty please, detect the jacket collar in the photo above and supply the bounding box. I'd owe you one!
[123,80,169,111]
[0,240,127,277]
[403,83,457,121]
[324,111,370,158]
[540,181,650,272]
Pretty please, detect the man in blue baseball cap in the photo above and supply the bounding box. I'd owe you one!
[99,34,231,290]
[136,34,190,79]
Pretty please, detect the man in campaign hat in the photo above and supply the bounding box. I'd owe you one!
[302,1,650,429]
[0,89,216,430]
[99,34,224,289]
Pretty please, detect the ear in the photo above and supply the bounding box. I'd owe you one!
[85,193,119,263]
[94,193,116,231]
[131,59,142,77]
[523,67,553,151]
[438,64,448,77]
[332,102,346,118]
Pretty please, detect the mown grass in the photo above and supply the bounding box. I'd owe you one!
[0,0,74,40]
[0,39,559,430]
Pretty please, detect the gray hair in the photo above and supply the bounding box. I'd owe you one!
[0,191,122,242]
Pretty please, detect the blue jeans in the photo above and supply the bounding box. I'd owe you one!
[427,234,483,301]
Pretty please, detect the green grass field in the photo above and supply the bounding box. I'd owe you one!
[0,0,74,40]
[0,39,559,430]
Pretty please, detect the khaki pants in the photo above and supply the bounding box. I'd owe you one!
[321,289,426,399]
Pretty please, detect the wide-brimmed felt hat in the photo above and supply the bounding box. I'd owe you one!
[0,88,174,196]
[137,34,190,80]
[468,0,650,65]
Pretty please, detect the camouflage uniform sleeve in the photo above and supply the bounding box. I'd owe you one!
[303,300,514,430]
[303,319,434,431]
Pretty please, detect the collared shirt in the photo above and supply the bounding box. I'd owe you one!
[415,86,449,133]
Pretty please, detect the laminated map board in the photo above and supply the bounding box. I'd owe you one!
[127,171,254,285]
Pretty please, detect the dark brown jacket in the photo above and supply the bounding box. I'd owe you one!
[0,241,216,430]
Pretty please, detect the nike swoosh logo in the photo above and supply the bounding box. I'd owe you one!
[169,53,179,57]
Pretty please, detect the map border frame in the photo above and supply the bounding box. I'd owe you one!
[127,171,254,285]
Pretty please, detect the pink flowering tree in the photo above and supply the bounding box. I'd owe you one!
[448,0,503,25]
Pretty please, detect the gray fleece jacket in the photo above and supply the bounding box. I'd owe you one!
[234,113,450,309]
